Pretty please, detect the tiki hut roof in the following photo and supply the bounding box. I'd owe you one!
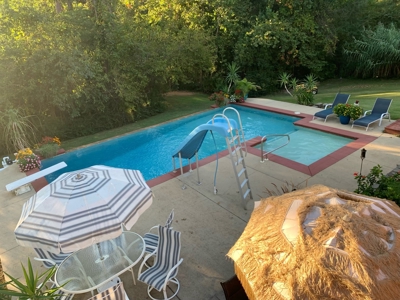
[228,185,400,300]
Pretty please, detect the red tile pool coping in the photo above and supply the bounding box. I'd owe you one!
[29,102,377,191]
[148,103,376,187]
[236,102,376,176]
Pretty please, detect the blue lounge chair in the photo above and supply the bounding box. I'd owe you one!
[313,93,350,122]
[352,98,392,131]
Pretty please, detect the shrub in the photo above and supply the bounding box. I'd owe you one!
[209,91,227,106]
[293,74,318,106]
[354,165,400,205]
[33,136,61,158]
[35,143,59,159]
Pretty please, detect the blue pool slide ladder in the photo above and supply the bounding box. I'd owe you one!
[172,107,252,209]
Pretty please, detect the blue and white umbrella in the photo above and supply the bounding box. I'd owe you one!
[14,165,153,254]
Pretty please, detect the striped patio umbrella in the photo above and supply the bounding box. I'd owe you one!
[14,165,153,254]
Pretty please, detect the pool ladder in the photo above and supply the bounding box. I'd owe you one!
[223,107,247,156]
[211,113,253,209]
[260,134,290,162]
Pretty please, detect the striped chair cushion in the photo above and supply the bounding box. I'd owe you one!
[143,232,159,253]
[87,281,126,300]
[33,248,71,268]
[138,226,181,291]
[143,209,174,254]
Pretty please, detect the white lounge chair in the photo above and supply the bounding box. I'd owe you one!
[5,161,67,194]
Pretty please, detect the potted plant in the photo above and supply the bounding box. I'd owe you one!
[15,148,41,172]
[333,103,363,124]
[0,258,61,300]
[235,78,260,100]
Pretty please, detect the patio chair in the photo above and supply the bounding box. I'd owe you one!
[220,275,249,300]
[352,98,392,131]
[87,281,128,300]
[96,277,130,300]
[138,226,183,300]
[33,248,72,268]
[143,209,174,255]
[313,93,350,122]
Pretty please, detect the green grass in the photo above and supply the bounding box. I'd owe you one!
[264,78,400,119]
[61,78,400,151]
[62,92,211,151]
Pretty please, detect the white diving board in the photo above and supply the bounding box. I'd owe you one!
[6,162,67,194]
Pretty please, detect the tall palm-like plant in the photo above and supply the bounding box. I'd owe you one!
[303,74,318,92]
[0,109,37,154]
[0,258,60,300]
[225,62,240,94]
[278,72,294,97]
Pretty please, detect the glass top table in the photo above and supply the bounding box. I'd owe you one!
[55,231,144,294]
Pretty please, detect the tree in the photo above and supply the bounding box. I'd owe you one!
[344,23,400,78]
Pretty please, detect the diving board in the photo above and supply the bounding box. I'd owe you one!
[6,162,67,194]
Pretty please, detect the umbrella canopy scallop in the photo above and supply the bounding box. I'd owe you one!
[15,165,153,254]
[228,185,400,300]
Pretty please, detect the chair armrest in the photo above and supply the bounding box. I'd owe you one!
[381,112,390,118]
[324,103,332,109]
[148,225,160,234]
[163,258,184,286]
[34,257,57,266]
[138,250,157,275]
[363,110,372,116]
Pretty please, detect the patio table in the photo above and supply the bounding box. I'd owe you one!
[55,231,144,294]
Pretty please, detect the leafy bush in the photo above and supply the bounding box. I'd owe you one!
[295,86,314,105]
[35,143,59,159]
[209,91,226,106]
[354,165,400,205]
[34,136,61,158]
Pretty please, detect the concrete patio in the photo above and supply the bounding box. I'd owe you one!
[0,98,399,299]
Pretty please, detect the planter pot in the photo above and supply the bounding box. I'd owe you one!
[339,115,351,125]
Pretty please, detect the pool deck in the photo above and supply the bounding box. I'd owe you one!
[1,98,399,299]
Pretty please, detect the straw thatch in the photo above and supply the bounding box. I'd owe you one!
[227,185,400,300]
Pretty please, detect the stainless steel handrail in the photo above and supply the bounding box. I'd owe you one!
[260,134,290,162]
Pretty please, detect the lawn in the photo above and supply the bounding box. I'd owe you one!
[265,78,400,119]
[62,79,400,151]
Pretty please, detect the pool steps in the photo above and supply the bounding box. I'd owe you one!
[172,107,253,209]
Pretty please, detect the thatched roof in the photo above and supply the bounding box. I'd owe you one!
[227,185,400,300]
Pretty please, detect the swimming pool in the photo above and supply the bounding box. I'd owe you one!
[42,106,352,182]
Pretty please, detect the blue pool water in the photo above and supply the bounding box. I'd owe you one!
[42,106,352,182]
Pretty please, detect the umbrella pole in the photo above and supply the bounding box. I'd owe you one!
[95,243,109,263]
